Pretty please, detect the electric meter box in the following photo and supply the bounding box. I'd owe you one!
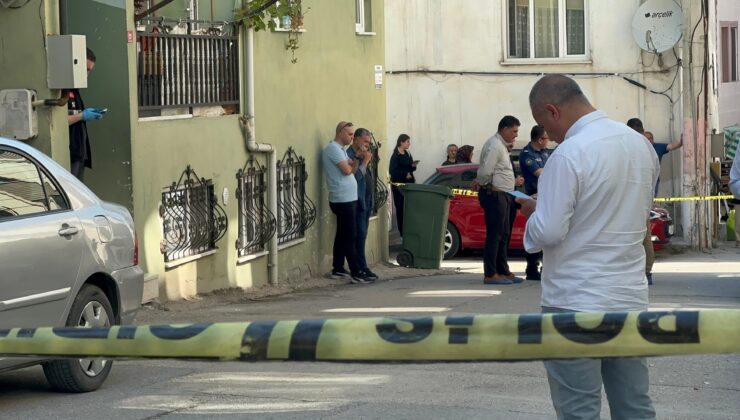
[46,35,88,89]
[0,89,38,140]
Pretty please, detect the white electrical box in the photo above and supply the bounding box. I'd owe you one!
[0,89,38,140]
[47,35,88,89]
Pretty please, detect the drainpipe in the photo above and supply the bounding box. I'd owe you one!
[241,25,279,286]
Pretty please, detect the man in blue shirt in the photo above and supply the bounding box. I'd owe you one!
[322,121,372,284]
[626,118,683,197]
[346,128,378,280]
[518,125,551,280]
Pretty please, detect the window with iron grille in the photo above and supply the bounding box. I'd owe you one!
[369,134,388,215]
[160,166,228,264]
[236,156,276,257]
[136,17,240,117]
[276,148,316,244]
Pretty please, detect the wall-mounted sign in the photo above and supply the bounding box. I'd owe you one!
[374,65,383,89]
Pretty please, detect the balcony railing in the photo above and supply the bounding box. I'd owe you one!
[136,20,239,112]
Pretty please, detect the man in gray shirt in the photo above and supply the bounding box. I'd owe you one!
[474,115,523,285]
[322,121,372,284]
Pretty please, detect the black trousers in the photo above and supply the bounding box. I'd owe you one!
[70,160,85,181]
[507,195,542,272]
[479,190,511,277]
[329,201,359,274]
[391,185,405,235]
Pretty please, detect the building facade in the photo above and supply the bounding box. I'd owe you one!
[0,0,388,300]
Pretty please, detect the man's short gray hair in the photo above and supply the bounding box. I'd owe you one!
[529,74,589,108]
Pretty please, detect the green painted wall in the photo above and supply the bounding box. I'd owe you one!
[0,0,68,163]
[128,0,388,300]
[65,0,133,209]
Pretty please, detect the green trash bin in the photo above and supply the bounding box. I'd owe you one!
[396,183,454,269]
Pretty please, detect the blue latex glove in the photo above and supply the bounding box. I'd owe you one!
[82,108,103,121]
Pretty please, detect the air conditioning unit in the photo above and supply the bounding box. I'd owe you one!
[0,89,38,140]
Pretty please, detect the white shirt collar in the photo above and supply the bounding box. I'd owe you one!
[564,110,607,140]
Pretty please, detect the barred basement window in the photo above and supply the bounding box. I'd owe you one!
[236,156,276,257]
[277,148,317,244]
[369,134,388,215]
[160,166,228,263]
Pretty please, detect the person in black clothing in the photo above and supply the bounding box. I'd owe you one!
[389,133,417,235]
[518,125,551,280]
[441,144,458,166]
[67,48,105,181]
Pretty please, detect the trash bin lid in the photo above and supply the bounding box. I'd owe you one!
[401,183,453,197]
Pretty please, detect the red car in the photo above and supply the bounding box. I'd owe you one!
[424,163,673,259]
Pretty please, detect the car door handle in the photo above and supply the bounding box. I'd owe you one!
[58,225,79,237]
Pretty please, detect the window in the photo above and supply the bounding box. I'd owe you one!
[160,166,228,264]
[0,150,68,219]
[276,148,316,245]
[236,157,276,258]
[507,0,587,60]
[721,22,738,83]
[356,0,374,34]
[136,18,240,117]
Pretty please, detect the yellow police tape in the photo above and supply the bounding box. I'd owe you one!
[393,182,732,202]
[1,310,738,361]
[654,195,734,203]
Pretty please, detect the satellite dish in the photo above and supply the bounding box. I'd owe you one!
[632,0,683,53]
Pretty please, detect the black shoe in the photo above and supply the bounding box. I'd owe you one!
[362,269,379,281]
[331,268,351,279]
[526,270,541,281]
[350,272,372,284]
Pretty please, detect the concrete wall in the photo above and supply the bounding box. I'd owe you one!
[384,0,682,198]
[718,0,740,129]
[0,0,68,163]
[128,0,388,299]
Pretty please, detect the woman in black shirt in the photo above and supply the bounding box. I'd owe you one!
[389,134,417,235]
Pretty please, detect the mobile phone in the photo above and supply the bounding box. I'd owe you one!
[413,160,420,164]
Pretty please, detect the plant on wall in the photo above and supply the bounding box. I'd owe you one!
[234,0,306,63]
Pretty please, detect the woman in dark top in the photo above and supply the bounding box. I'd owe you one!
[456,145,474,163]
[389,133,416,235]
[441,144,458,166]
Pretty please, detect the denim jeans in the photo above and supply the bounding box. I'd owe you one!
[542,306,656,420]
[354,204,372,271]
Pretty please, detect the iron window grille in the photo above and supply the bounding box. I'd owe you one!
[160,165,228,263]
[236,156,276,257]
[276,148,316,244]
[369,134,388,215]
[136,17,239,115]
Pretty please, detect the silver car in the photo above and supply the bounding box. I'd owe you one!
[0,137,143,392]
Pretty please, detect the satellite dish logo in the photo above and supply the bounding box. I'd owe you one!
[645,11,674,18]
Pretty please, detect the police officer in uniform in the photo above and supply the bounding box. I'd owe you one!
[519,125,551,280]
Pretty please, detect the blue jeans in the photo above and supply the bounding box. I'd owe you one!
[542,306,656,420]
[354,204,371,271]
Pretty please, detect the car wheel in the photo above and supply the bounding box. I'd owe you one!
[444,222,461,260]
[43,284,115,393]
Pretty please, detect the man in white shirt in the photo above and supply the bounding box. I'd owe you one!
[731,151,740,245]
[517,75,659,419]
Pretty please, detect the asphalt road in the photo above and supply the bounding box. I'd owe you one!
[0,249,738,419]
